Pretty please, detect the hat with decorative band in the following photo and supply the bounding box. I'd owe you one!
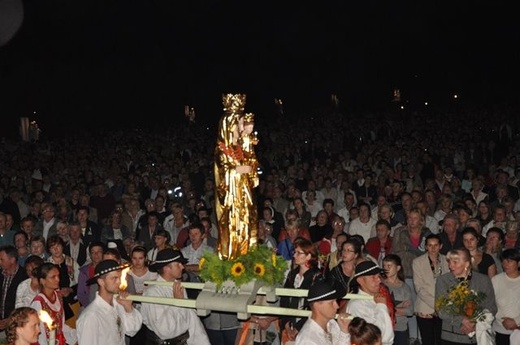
[354,260,384,279]
[149,248,188,272]
[87,259,130,285]
[307,280,343,303]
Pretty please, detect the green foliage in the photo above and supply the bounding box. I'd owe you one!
[199,245,288,289]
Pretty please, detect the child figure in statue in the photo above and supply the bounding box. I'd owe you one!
[237,113,259,251]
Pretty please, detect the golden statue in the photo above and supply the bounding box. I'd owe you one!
[214,94,259,260]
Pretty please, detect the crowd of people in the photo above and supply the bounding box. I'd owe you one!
[0,103,520,345]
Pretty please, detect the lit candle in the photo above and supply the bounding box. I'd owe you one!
[119,267,130,290]
[38,310,56,345]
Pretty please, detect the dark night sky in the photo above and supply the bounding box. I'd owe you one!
[0,0,519,137]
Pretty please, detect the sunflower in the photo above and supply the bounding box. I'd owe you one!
[198,257,206,271]
[230,262,245,277]
[198,245,288,289]
[253,263,266,277]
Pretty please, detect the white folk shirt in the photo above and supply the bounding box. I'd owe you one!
[77,292,142,345]
[346,289,394,345]
[141,275,210,345]
[181,243,211,265]
[296,318,350,345]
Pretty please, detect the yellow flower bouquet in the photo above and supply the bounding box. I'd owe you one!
[198,245,288,289]
[435,280,487,322]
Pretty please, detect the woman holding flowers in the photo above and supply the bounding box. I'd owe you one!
[435,248,497,345]
[491,248,520,345]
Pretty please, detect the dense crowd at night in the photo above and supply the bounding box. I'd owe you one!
[1,102,520,345]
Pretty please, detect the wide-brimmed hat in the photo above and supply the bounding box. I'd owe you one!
[354,260,384,279]
[307,280,343,303]
[87,259,130,285]
[149,248,188,272]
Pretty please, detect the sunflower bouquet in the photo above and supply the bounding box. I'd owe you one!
[198,245,288,289]
[435,280,487,322]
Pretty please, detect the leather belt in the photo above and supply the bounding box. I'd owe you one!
[146,329,189,345]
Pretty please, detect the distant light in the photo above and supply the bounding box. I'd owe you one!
[400,105,405,110]
[453,94,458,99]
[424,102,428,106]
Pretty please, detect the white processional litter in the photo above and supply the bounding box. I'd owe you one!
[123,280,373,320]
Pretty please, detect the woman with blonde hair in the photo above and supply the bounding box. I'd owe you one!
[435,248,496,344]
[6,307,40,345]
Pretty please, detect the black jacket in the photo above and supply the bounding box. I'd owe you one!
[0,265,28,325]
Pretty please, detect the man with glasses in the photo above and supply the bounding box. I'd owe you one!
[33,204,58,241]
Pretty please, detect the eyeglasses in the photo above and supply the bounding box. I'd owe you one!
[342,249,356,253]
[333,222,344,226]
[294,250,306,255]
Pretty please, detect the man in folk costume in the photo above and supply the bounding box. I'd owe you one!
[77,260,142,344]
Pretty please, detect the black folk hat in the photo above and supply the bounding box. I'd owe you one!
[307,280,343,303]
[149,248,188,272]
[87,259,130,285]
[354,260,384,279]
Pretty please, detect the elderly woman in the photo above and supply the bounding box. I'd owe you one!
[435,248,497,344]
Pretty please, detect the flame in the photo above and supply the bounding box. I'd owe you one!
[38,310,55,330]
[119,266,130,290]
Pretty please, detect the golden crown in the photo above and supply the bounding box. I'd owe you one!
[222,94,246,113]
[243,112,255,123]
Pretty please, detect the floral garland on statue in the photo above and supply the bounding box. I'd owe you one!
[218,141,244,161]
[199,245,288,289]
